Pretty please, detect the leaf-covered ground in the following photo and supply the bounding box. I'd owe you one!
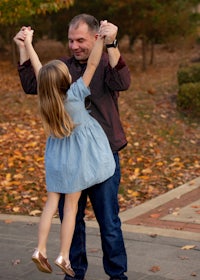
[1,40,200,217]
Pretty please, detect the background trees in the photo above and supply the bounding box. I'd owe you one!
[0,0,73,62]
[1,0,200,69]
[0,0,73,24]
[102,0,200,69]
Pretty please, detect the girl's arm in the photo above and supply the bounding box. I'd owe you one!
[82,30,104,87]
[23,29,42,79]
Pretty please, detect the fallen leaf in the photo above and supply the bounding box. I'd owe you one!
[147,88,156,95]
[191,205,200,209]
[150,234,158,238]
[172,207,180,216]
[127,189,140,197]
[134,167,140,175]
[149,265,160,272]
[30,196,39,201]
[142,168,152,174]
[13,174,23,179]
[29,209,42,216]
[89,248,100,253]
[178,255,189,260]
[12,259,20,265]
[167,183,174,189]
[12,206,20,213]
[4,219,13,224]
[149,213,161,219]
[181,245,196,250]
[42,196,47,202]
[28,167,35,172]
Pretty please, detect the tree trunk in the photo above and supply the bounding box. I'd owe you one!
[141,36,147,71]
[12,40,18,65]
[149,41,155,65]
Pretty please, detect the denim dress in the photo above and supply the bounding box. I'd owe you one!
[45,78,116,194]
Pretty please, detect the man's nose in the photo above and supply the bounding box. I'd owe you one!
[70,42,79,49]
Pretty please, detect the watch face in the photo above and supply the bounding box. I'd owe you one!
[113,40,117,48]
[113,39,117,47]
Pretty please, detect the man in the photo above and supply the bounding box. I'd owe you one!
[14,14,131,280]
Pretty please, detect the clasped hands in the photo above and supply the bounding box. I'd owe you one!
[14,20,118,47]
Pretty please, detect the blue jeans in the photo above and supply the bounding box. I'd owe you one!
[58,153,128,280]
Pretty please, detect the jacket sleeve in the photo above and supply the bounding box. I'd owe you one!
[105,56,131,91]
[18,60,37,95]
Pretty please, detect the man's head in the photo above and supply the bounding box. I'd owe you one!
[68,14,100,63]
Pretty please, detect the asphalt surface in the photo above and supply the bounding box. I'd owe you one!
[1,177,200,280]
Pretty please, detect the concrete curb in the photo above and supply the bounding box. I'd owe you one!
[1,177,200,241]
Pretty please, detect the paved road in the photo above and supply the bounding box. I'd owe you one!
[1,177,200,280]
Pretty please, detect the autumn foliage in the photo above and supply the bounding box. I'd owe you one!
[0,0,74,24]
[1,40,200,217]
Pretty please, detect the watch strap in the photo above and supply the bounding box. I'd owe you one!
[106,39,118,48]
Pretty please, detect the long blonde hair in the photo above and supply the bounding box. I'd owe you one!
[37,60,75,138]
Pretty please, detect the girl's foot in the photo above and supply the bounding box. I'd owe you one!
[54,255,75,277]
[32,248,52,273]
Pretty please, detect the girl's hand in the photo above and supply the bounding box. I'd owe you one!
[13,26,32,64]
[13,26,30,48]
[24,28,34,46]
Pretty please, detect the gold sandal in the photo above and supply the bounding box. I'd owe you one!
[55,255,75,277]
[32,248,52,273]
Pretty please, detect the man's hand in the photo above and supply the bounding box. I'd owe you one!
[99,20,120,68]
[99,21,118,45]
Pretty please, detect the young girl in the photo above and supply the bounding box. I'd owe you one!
[23,24,115,277]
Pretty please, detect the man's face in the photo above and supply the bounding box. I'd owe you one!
[68,22,97,63]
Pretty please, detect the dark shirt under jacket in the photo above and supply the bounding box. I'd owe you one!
[18,53,131,152]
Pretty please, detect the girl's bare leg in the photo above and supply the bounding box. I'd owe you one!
[37,192,60,257]
[59,191,81,262]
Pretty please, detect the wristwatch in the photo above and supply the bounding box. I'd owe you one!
[106,39,118,48]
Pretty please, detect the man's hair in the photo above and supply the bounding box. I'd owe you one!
[69,14,99,33]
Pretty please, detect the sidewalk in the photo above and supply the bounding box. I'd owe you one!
[1,177,200,280]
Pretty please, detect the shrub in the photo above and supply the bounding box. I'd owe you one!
[177,82,200,116]
[177,63,200,85]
